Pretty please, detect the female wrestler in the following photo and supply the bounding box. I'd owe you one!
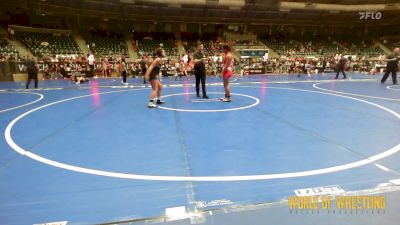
[145,48,165,108]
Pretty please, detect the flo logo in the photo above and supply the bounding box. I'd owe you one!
[359,11,382,20]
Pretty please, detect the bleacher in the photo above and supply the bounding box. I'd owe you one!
[181,32,218,55]
[261,36,384,58]
[138,39,178,57]
[382,39,400,52]
[183,40,220,57]
[16,32,81,56]
[337,39,384,57]
[183,40,199,53]
[312,41,343,56]
[262,36,345,58]
[86,37,128,57]
[0,39,18,57]
[136,32,179,58]
[232,40,266,50]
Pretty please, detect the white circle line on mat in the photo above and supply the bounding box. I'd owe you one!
[157,92,259,112]
[387,85,399,91]
[0,92,44,113]
[4,86,400,181]
[313,83,400,101]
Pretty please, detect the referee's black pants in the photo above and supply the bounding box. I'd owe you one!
[195,70,207,97]
[335,66,346,79]
[122,71,127,83]
[26,70,38,89]
[381,67,398,85]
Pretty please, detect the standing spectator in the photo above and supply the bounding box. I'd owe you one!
[120,58,128,85]
[321,58,327,74]
[101,58,108,77]
[181,53,189,78]
[88,52,95,77]
[25,54,39,89]
[9,27,15,40]
[140,55,149,83]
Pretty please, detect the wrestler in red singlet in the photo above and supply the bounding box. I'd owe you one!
[221,44,233,102]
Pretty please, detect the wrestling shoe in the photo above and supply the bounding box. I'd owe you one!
[220,97,231,102]
[148,102,158,108]
[156,99,165,104]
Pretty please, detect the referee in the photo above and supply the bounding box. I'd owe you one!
[193,43,209,98]
[335,55,347,79]
[381,47,399,85]
[25,54,39,89]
